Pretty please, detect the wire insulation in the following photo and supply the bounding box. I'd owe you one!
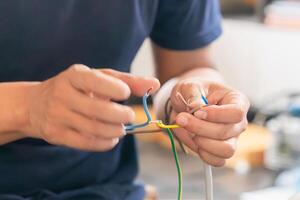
[125,92,152,130]
[125,89,213,200]
[166,128,182,200]
[125,90,183,200]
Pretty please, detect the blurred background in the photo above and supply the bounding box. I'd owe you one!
[129,0,300,199]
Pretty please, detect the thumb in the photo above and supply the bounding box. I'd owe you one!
[171,82,206,113]
[100,69,160,96]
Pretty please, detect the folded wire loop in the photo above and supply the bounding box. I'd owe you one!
[125,87,181,131]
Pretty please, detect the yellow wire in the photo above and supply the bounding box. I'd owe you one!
[153,121,182,200]
[156,120,181,129]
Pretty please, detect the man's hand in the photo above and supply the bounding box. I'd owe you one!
[170,78,249,167]
[23,64,160,151]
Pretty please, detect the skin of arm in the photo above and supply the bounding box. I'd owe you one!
[152,43,250,167]
[0,82,36,145]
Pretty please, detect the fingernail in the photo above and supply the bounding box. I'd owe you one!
[177,115,188,126]
[194,110,207,119]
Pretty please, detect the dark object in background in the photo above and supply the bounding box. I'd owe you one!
[220,0,276,22]
[256,0,274,20]
[221,0,255,15]
[249,91,300,126]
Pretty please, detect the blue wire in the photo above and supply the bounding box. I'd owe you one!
[142,92,152,122]
[201,95,208,105]
[126,93,208,131]
[125,93,152,131]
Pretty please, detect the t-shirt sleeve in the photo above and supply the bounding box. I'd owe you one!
[150,0,222,50]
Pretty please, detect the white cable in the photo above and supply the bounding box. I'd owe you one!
[204,162,213,200]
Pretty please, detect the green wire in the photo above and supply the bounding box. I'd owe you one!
[126,90,183,199]
[166,128,182,200]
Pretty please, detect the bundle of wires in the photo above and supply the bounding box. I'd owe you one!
[126,88,212,200]
[125,89,183,200]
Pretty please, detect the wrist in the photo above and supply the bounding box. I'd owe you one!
[153,77,179,121]
[0,82,40,136]
[178,67,224,84]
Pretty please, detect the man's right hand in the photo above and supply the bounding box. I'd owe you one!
[23,64,160,151]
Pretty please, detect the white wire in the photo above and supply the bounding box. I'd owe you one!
[204,163,213,200]
[175,91,213,200]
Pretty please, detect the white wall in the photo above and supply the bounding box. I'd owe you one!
[131,19,300,105]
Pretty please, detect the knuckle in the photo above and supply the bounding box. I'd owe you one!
[102,139,119,151]
[212,159,226,167]
[102,68,113,73]
[223,143,235,158]
[218,129,229,140]
[69,64,89,73]
[122,108,135,123]
[113,125,125,137]
[118,86,131,100]
[235,108,244,122]
[198,150,226,167]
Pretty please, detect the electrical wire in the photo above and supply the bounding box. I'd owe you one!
[166,128,183,200]
[204,163,213,200]
[126,129,162,135]
[126,88,213,200]
[165,98,189,154]
[125,88,152,131]
[156,120,180,129]
[125,89,183,200]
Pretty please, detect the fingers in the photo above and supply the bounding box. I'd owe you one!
[101,68,161,96]
[194,136,237,159]
[195,137,237,167]
[205,88,250,124]
[60,108,125,139]
[60,128,119,152]
[196,104,245,124]
[66,86,135,124]
[175,112,243,140]
[66,64,131,101]
[197,150,226,167]
[172,128,198,152]
[42,122,120,152]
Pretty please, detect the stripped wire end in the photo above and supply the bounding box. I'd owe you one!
[146,87,154,96]
[176,92,189,106]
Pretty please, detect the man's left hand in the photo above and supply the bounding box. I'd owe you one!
[169,78,250,167]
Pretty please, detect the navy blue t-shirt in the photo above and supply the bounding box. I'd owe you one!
[0,1,222,199]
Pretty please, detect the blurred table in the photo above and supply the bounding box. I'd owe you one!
[137,140,278,200]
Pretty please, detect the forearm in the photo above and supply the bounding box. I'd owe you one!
[153,44,223,84]
[177,67,225,84]
[0,82,37,145]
